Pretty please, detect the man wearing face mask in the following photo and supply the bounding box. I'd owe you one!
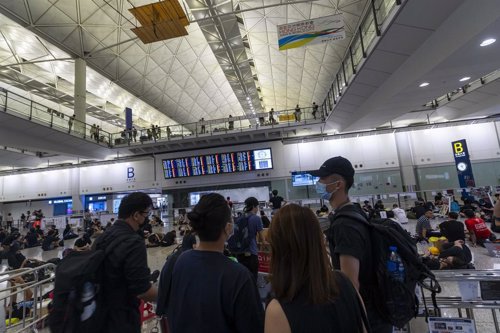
[310,156,392,333]
[92,192,158,333]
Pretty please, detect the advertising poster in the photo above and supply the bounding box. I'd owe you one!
[277,14,345,51]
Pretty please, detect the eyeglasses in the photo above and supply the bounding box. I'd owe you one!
[140,211,152,217]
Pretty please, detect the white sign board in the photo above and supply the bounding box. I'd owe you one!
[428,317,476,333]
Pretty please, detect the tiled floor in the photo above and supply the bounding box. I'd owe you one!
[1,217,499,332]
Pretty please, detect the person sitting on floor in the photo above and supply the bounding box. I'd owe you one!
[438,212,466,243]
[423,240,473,270]
[62,223,78,240]
[145,233,163,248]
[41,229,63,251]
[49,225,60,239]
[464,209,497,247]
[161,230,177,247]
[4,243,45,270]
[34,225,44,239]
[24,228,41,248]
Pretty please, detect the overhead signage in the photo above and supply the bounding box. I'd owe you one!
[451,139,475,188]
[88,196,108,201]
[277,14,345,51]
[162,148,273,179]
[48,199,73,205]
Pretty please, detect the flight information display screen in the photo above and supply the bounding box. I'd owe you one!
[162,148,273,179]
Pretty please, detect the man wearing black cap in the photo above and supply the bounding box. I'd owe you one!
[310,156,392,333]
[235,197,265,281]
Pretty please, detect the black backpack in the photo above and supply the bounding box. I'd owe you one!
[331,211,441,329]
[49,235,128,333]
[227,216,251,254]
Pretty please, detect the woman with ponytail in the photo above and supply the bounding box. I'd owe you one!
[163,193,264,333]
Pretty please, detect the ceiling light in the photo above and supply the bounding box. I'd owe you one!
[459,77,471,82]
[480,38,496,47]
[419,82,429,87]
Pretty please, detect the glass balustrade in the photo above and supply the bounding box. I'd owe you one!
[0,0,405,149]
[0,87,326,148]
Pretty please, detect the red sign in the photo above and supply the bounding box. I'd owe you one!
[258,251,271,273]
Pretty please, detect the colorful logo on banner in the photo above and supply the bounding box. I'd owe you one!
[277,14,345,51]
[451,139,475,188]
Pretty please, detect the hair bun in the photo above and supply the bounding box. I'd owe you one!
[187,211,202,226]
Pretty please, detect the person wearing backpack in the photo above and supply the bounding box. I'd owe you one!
[74,192,158,333]
[228,196,266,281]
[160,193,264,333]
[310,156,392,333]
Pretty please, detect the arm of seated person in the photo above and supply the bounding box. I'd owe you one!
[138,285,157,302]
[265,299,291,333]
[339,255,360,291]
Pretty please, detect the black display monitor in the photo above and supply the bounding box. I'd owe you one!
[162,148,273,179]
[291,171,319,187]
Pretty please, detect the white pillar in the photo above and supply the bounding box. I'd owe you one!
[74,58,86,123]
[394,132,418,192]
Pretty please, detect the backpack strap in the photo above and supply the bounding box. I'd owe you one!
[332,210,371,227]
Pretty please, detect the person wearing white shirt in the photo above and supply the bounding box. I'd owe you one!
[392,204,408,224]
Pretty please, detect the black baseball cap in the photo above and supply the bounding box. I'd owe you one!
[309,156,355,178]
[244,197,259,211]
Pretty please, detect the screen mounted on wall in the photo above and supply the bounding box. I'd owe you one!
[162,148,273,179]
[291,171,319,187]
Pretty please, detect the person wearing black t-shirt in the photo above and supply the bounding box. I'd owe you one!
[438,212,466,242]
[164,193,264,333]
[311,156,392,333]
[269,190,285,213]
[260,210,271,228]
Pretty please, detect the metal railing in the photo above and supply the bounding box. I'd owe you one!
[0,87,112,148]
[419,270,500,333]
[111,106,326,146]
[0,86,326,149]
[321,0,404,118]
[0,263,56,332]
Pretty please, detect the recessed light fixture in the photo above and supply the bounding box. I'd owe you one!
[419,82,429,87]
[459,77,471,82]
[480,38,496,47]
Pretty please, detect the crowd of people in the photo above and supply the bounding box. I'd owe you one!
[0,155,498,333]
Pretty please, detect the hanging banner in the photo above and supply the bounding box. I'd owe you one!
[451,139,475,188]
[277,14,345,51]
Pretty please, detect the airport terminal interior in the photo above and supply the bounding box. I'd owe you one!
[0,0,499,332]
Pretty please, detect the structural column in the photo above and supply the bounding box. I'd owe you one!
[74,58,87,135]
[394,132,419,192]
[70,168,83,213]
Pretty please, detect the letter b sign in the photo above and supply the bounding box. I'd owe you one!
[453,142,463,154]
[127,167,135,179]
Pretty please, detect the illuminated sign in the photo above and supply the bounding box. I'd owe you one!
[162,148,273,179]
[451,139,475,188]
